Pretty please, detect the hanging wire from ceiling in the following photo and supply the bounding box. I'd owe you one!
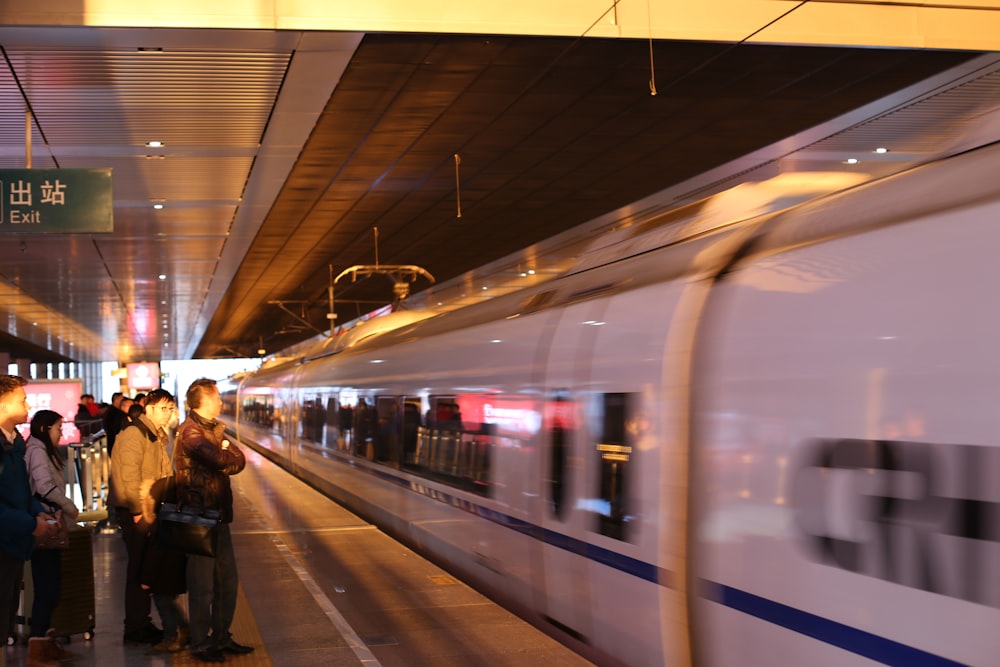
[454,153,462,218]
[647,0,657,96]
[0,44,60,168]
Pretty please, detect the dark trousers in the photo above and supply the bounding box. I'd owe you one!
[1,551,24,642]
[116,510,153,633]
[186,523,237,651]
[29,547,61,636]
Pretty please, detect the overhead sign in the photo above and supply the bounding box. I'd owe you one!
[0,168,113,233]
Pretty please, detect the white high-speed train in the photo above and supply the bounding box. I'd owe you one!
[227,130,1000,667]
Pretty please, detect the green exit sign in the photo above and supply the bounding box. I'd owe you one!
[0,168,113,233]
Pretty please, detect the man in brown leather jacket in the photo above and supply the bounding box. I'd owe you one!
[174,378,254,663]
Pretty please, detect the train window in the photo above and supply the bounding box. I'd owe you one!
[300,393,328,445]
[402,397,422,465]
[593,392,635,541]
[547,391,572,520]
[220,386,237,420]
[337,396,354,452]
[373,396,402,466]
[241,391,280,433]
[351,395,376,459]
[325,397,341,450]
[410,394,494,497]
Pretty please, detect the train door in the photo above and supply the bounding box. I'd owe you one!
[537,298,608,643]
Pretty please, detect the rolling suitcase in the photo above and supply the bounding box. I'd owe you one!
[49,527,96,641]
[10,562,34,645]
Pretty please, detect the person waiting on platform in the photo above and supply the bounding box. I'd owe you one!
[0,375,61,651]
[174,378,254,663]
[109,388,183,647]
[127,401,144,424]
[23,409,79,661]
[102,392,128,454]
[74,393,102,439]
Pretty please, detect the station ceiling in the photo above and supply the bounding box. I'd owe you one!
[0,3,998,365]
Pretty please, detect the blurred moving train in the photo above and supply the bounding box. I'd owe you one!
[224,124,1000,666]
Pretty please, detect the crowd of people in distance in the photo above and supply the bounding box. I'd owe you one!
[1,376,253,665]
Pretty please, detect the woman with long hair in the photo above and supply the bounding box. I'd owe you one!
[24,409,78,661]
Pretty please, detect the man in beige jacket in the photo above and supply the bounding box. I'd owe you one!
[108,388,176,646]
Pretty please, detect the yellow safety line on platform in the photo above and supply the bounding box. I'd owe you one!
[170,586,270,665]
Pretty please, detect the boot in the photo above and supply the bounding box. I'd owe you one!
[44,630,76,662]
[25,636,60,666]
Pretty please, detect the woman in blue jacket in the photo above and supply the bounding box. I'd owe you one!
[0,375,59,645]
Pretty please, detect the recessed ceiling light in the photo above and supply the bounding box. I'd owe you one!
[874,147,888,154]
[152,203,164,209]
[845,158,860,165]
[146,140,164,147]
[158,274,167,280]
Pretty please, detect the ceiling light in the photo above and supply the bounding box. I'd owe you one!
[152,203,164,210]
[158,274,167,280]
[874,147,888,154]
[146,140,164,147]
[845,158,860,165]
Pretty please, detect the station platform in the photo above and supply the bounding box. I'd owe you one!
[5,446,594,667]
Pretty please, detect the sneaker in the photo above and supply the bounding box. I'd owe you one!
[191,647,227,662]
[123,623,163,645]
[220,639,254,655]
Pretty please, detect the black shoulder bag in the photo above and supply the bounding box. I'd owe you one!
[155,485,221,557]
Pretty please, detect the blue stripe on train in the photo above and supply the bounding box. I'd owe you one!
[261,435,970,667]
[360,459,664,584]
[704,581,969,667]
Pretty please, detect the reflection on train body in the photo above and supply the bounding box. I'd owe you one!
[223,386,637,536]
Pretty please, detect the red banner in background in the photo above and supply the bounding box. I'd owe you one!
[20,379,84,444]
